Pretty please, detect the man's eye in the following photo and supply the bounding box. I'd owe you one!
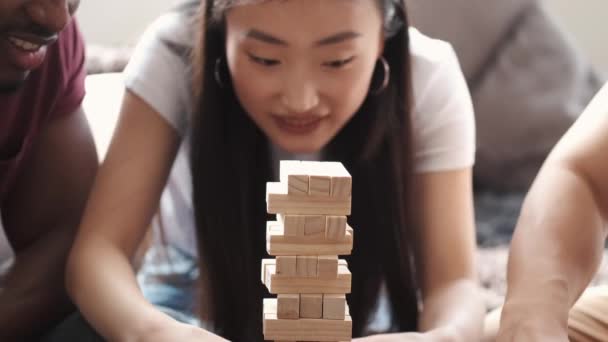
[248,53,280,67]
[323,56,356,69]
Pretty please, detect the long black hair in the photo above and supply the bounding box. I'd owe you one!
[189,1,418,340]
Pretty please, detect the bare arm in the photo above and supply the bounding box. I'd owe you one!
[0,107,97,340]
[414,168,484,341]
[67,90,229,342]
[354,169,484,342]
[66,90,181,341]
[498,84,608,340]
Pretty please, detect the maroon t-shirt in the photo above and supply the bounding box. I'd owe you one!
[0,19,86,204]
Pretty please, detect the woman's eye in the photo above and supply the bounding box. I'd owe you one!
[247,53,280,67]
[323,56,356,69]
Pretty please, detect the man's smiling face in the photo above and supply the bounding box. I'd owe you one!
[0,0,80,93]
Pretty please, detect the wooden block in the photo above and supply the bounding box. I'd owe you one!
[266,222,354,256]
[262,258,275,283]
[280,215,325,237]
[326,216,347,241]
[276,256,297,277]
[304,215,326,236]
[264,299,352,342]
[288,174,309,196]
[296,256,317,277]
[263,261,351,294]
[279,214,305,236]
[326,162,352,198]
[300,294,323,319]
[302,161,332,196]
[279,160,310,196]
[330,177,353,198]
[267,182,351,215]
[277,294,300,319]
[331,176,352,198]
[323,295,346,320]
[309,175,331,196]
[265,296,350,317]
[286,161,352,199]
[317,256,339,279]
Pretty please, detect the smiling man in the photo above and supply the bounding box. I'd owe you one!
[0,0,97,340]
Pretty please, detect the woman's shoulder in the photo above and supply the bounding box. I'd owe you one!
[140,9,197,51]
[408,27,458,70]
[123,8,197,136]
[408,27,466,103]
[408,27,462,86]
[407,29,475,173]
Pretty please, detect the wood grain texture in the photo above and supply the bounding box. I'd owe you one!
[262,261,351,294]
[264,299,352,342]
[266,222,354,256]
[267,182,351,215]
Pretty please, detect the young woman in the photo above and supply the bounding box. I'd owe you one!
[66,0,483,341]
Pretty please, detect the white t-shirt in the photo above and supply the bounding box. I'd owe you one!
[124,11,476,259]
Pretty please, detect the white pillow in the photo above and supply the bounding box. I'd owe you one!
[82,73,124,161]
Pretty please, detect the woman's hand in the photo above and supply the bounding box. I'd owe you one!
[352,328,458,342]
[136,320,229,342]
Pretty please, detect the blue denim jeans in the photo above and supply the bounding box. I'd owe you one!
[137,245,201,326]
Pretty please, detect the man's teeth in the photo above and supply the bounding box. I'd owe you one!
[8,37,41,52]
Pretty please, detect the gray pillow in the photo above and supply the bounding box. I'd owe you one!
[407,1,603,191]
[405,0,534,80]
[471,4,603,190]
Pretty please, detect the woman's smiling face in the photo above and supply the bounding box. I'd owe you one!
[224,0,384,153]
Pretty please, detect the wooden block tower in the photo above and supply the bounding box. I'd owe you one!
[262,160,354,342]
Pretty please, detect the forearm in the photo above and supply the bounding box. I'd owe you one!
[0,229,74,340]
[503,165,606,316]
[419,279,484,342]
[67,234,175,342]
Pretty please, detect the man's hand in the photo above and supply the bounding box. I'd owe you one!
[497,315,569,342]
[497,325,569,342]
[496,300,569,342]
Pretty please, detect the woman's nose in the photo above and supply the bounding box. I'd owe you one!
[281,80,320,113]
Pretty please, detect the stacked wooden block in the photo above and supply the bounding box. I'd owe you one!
[262,161,354,342]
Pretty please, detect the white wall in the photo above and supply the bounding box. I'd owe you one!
[543,0,608,74]
[76,1,608,73]
[76,0,182,46]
